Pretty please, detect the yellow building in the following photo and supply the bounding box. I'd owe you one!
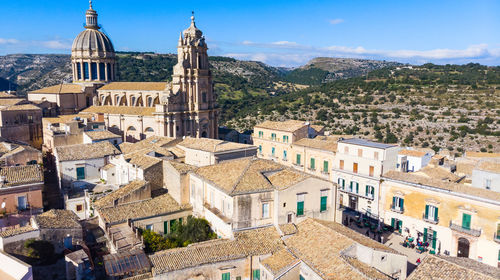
[381,170,500,267]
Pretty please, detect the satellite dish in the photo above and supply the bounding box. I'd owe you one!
[1,202,5,209]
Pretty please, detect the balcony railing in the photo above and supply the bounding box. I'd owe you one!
[494,233,500,243]
[422,213,439,224]
[390,205,404,214]
[449,221,481,237]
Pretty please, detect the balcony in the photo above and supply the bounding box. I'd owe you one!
[449,221,481,237]
[494,233,500,243]
[390,205,404,214]
[307,167,316,171]
[321,170,330,175]
[422,213,439,224]
[268,154,278,160]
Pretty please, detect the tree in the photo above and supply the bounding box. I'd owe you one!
[24,239,54,261]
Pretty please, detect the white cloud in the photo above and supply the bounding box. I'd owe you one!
[329,19,344,25]
[40,40,72,50]
[271,41,299,46]
[0,38,20,44]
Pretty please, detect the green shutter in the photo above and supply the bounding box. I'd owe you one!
[365,185,369,197]
[432,230,437,249]
[297,201,304,216]
[400,198,404,211]
[300,276,305,280]
[296,154,301,165]
[355,182,359,194]
[423,228,428,242]
[323,161,328,172]
[310,158,315,169]
[222,272,230,280]
[170,220,176,233]
[398,220,403,233]
[342,179,345,188]
[76,167,85,180]
[425,205,429,219]
[320,196,327,212]
[350,181,353,192]
[462,213,471,230]
[163,221,168,235]
[434,207,438,222]
[392,196,396,209]
[253,269,260,280]
[391,218,395,228]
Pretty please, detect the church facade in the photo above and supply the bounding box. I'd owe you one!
[31,2,219,141]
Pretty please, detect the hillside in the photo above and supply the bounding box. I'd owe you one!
[281,57,402,85]
[225,63,500,153]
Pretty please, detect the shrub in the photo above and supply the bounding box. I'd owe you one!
[24,239,54,260]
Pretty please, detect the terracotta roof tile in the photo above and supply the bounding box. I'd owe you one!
[82,105,156,116]
[34,209,82,229]
[55,141,121,161]
[84,130,121,140]
[294,136,341,152]
[0,165,43,187]
[407,255,499,280]
[465,151,500,158]
[99,82,168,91]
[30,84,83,94]
[255,120,308,132]
[477,161,500,173]
[0,225,37,238]
[0,104,41,111]
[260,248,299,276]
[178,137,255,153]
[94,180,148,209]
[399,149,428,157]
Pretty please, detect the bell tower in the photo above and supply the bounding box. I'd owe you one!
[170,13,218,138]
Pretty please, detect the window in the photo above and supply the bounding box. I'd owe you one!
[92,124,99,129]
[320,190,328,212]
[146,224,153,231]
[76,167,85,180]
[358,149,363,157]
[258,131,263,138]
[300,276,305,280]
[170,220,176,232]
[164,221,168,234]
[344,146,349,154]
[76,204,83,212]
[339,160,344,170]
[17,196,27,210]
[310,158,315,170]
[283,150,287,161]
[258,145,262,154]
[83,62,89,80]
[353,162,358,173]
[425,205,438,222]
[323,161,329,173]
[99,62,105,79]
[271,133,276,141]
[338,178,345,189]
[262,203,269,218]
[297,194,305,216]
[253,269,260,280]
[485,179,491,190]
[271,147,275,157]
[391,218,403,233]
[423,228,437,249]
[365,185,374,199]
[91,62,98,80]
[107,63,112,80]
[462,213,471,230]
[497,224,500,240]
[349,181,359,193]
[202,92,207,103]
[283,135,289,143]
[374,151,379,160]
[369,165,374,177]
[222,272,230,280]
[296,154,301,165]
[76,62,82,79]
[392,196,404,212]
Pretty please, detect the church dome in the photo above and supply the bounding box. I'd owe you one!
[72,29,115,54]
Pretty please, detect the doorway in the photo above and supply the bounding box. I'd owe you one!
[287,213,292,223]
[457,237,470,258]
[349,195,358,210]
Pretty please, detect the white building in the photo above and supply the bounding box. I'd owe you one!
[54,141,121,189]
[333,138,399,220]
[397,149,432,172]
[471,161,500,192]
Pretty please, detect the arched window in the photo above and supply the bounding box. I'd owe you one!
[127,126,136,131]
[91,62,98,80]
[76,62,82,80]
[115,96,120,105]
[131,96,136,106]
[99,63,105,80]
[83,62,89,80]
[107,63,112,81]
[145,127,154,132]
[147,97,153,107]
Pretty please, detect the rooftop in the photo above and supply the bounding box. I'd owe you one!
[42,114,94,124]
[415,166,462,183]
[193,158,312,196]
[0,98,28,107]
[399,149,428,157]
[339,138,398,150]
[0,225,37,238]
[284,219,397,280]
[98,193,189,224]
[383,170,500,203]
[94,180,149,209]
[118,136,180,154]
[260,248,299,276]
[293,135,346,152]
[99,82,168,91]
[150,225,282,275]
[0,165,43,187]
[167,161,197,174]
[476,160,500,173]
[0,145,40,160]
[84,130,121,140]
[34,209,81,229]
[178,137,256,153]
[255,120,308,132]
[55,141,120,161]
[407,255,500,280]
[82,105,156,116]
[0,104,41,111]
[65,249,89,264]
[465,151,500,158]
[30,84,83,94]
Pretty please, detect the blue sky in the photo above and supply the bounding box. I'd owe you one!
[0,0,499,67]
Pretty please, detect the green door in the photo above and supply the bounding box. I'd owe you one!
[297,201,304,216]
[320,196,327,212]
[163,221,168,235]
[423,228,428,242]
[310,158,315,169]
[296,154,301,165]
[432,230,437,249]
[462,213,471,230]
[323,161,328,173]
[76,167,85,180]
[222,272,230,280]
[253,269,260,280]
[398,220,403,233]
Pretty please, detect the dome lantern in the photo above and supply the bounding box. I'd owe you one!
[85,1,99,29]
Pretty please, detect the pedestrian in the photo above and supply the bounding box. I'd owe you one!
[416,258,421,265]
[366,229,370,237]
